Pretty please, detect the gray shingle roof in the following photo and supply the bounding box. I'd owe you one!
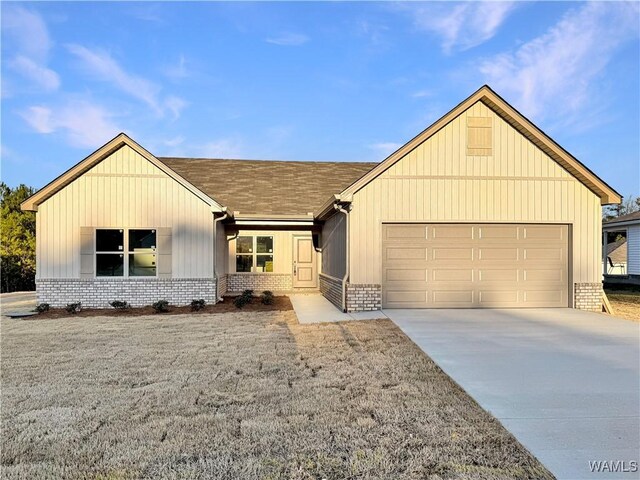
[158,157,377,216]
[603,210,640,224]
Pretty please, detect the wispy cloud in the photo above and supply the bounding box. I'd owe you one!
[19,101,121,148]
[369,142,402,159]
[67,44,188,119]
[2,6,60,93]
[2,6,52,60]
[265,33,309,46]
[163,54,189,80]
[196,138,245,158]
[405,2,516,53]
[9,56,60,92]
[479,2,640,127]
[411,89,432,99]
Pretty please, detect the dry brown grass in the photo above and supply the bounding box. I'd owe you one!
[606,289,640,322]
[1,311,553,479]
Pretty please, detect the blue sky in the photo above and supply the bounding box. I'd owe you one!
[2,1,639,198]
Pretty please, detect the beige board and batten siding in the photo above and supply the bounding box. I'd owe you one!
[36,145,214,279]
[349,100,602,291]
[321,212,347,279]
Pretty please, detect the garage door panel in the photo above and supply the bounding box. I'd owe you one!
[478,269,519,282]
[432,247,473,260]
[479,290,519,305]
[432,268,473,282]
[478,247,519,261]
[478,225,519,240]
[523,268,564,282]
[385,268,426,282]
[386,247,427,260]
[385,290,427,304]
[384,225,427,241]
[523,248,564,261]
[382,223,568,308]
[433,290,474,305]
[431,225,474,240]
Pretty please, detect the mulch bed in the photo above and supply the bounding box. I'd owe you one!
[31,295,292,319]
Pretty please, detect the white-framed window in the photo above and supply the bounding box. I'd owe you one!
[96,229,157,277]
[236,235,274,272]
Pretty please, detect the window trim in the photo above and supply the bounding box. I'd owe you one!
[235,235,275,273]
[95,228,158,278]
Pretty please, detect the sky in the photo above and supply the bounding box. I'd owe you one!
[1,1,639,198]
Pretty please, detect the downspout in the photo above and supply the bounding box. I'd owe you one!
[213,209,228,303]
[334,203,350,312]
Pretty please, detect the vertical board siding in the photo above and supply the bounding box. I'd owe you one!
[37,145,213,279]
[350,101,602,285]
[628,225,640,275]
[321,212,346,278]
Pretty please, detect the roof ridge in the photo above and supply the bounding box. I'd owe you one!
[157,156,378,165]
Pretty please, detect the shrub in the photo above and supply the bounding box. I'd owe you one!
[261,290,274,305]
[234,295,249,309]
[65,302,82,314]
[35,303,50,313]
[110,300,130,310]
[241,289,254,300]
[152,300,169,313]
[190,299,206,311]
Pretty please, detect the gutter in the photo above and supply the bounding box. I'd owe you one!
[213,208,229,302]
[334,202,350,312]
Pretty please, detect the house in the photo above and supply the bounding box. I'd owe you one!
[603,211,640,285]
[21,86,621,312]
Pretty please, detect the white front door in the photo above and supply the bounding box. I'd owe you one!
[293,236,318,288]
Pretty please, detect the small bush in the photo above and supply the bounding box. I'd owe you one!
[152,300,170,313]
[190,299,206,311]
[65,302,82,314]
[35,303,50,313]
[110,300,130,310]
[261,290,274,305]
[234,295,249,309]
[241,289,254,300]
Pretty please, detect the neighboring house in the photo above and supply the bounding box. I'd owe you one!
[21,86,621,312]
[603,211,640,284]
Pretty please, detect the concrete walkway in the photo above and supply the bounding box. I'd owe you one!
[289,294,387,324]
[385,308,640,480]
[1,291,37,316]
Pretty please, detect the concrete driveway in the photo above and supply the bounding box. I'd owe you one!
[1,291,36,316]
[386,308,640,480]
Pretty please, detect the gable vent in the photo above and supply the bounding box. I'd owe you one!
[467,116,492,156]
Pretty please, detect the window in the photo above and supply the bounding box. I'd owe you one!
[236,235,274,272]
[96,229,156,277]
[467,116,493,156]
[129,229,156,276]
[96,229,124,276]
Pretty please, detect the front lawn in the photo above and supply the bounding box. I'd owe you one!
[1,311,552,479]
[606,287,640,322]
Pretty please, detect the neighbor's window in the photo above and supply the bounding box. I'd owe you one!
[129,229,156,276]
[96,229,157,277]
[96,229,124,276]
[236,235,274,272]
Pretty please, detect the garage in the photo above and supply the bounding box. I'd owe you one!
[382,223,569,308]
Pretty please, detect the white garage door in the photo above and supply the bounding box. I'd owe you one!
[382,224,569,308]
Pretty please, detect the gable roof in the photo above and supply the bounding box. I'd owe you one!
[339,85,621,205]
[21,133,224,212]
[159,157,377,216]
[604,210,640,226]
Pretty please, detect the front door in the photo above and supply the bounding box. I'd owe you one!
[293,236,318,288]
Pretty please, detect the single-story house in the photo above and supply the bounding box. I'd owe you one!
[603,211,640,285]
[21,85,621,312]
